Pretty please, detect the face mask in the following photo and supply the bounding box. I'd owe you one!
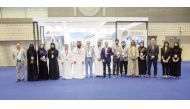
[164,44,168,47]
[30,46,34,49]
[51,45,55,48]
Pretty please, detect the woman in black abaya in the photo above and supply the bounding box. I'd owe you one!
[171,42,182,79]
[48,43,60,80]
[27,44,38,81]
[38,44,49,80]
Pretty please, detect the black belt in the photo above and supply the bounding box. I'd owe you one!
[17,60,21,62]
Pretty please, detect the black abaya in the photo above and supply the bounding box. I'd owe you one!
[27,47,38,81]
[171,47,182,77]
[38,48,49,80]
[48,48,60,80]
[138,47,147,75]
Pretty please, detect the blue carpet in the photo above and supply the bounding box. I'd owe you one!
[0,62,190,100]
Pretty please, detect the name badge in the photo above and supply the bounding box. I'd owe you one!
[122,53,124,55]
[51,55,54,58]
[42,56,45,60]
[133,52,135,56]
[151,56,155,58]
[31,56,34,60]
[87,53,91,57]
[117,52,120,55]
[174,54,178,58]
[140,53,143,56]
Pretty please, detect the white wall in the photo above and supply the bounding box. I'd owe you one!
[0,41,34,66]
[148,23,190,61]
[0,8,48,18]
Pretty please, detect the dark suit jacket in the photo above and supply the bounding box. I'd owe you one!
[147,45,159,61]
[101,47,113,62]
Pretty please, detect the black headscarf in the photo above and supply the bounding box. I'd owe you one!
[28,44,35,52]
[173,42,179,49]
[50,43,55,50]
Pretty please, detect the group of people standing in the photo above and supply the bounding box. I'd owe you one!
[12,37,182,82]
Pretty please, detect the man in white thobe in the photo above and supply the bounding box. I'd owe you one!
[13,43,26,82]
[94,41,103,77]
[72,41,85,79]
[61,44,73,79]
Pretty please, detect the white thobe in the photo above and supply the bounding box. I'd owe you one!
[72,47,85,79]
[94,46,103,76]
[61,49,73,79]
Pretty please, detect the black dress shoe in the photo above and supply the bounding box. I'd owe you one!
[16,79,21,82]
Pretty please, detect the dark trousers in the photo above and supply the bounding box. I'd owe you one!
[148,60,157,76]
[172,62,181,77]
[103,61,111,76]
[138,59,147,75]
[162,63,170,76]
[120,60,128,75]
[113,58,120,75]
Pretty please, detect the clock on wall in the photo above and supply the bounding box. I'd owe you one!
[78,7,101,16]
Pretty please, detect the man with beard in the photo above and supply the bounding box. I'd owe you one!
[120,41,128,77]
[112,39,121,77]
[72,41,85,79]
[94,41,103,77]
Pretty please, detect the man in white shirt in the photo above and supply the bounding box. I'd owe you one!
[85,41,94,78]
[13,43,26,82]
[112,39,121,77]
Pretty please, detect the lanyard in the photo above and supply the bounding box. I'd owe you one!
[17,50,21,56]
[51,50,54,54]
[77,48,81,54]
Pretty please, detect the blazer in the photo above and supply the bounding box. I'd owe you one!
[147,45,159,61]
[101,47,113,62]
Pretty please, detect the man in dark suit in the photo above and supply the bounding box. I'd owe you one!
[101,41,113,77]
[147,38,159,78]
